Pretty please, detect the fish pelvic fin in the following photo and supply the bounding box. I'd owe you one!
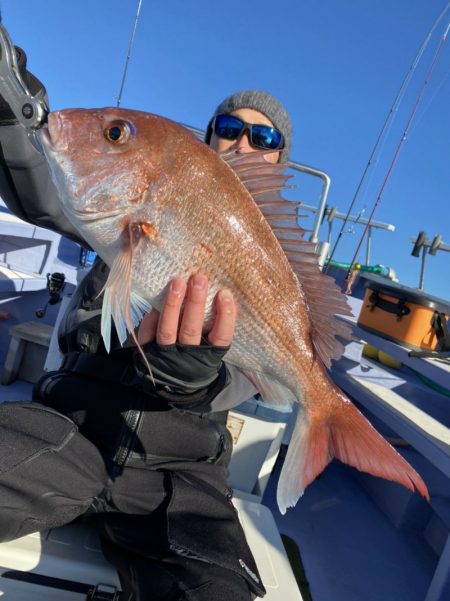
[100,224,152,374]
[277,390,429,514]
[222,151,352,368]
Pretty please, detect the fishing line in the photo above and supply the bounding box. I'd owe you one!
[408,64,450,138]
[116,0,144,107]
[344,19,450,282]
[354,119,395,211]
[324,1,450,274]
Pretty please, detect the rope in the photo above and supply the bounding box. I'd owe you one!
[343,19,450,285]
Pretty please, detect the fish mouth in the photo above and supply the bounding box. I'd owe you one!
[37,112,68,152]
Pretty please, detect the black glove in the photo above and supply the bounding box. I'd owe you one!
[0,46,46,124]
[134,342,230,395]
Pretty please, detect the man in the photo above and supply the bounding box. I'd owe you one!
[0,44,292,600]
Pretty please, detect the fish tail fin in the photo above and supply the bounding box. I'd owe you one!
[277,389,429,514]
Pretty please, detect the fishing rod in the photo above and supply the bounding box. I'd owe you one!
[323,1,450,274]
[343,18,450,284]
[116,0,144,107]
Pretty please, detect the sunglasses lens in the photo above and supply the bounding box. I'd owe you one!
[213,114,244,140]
[251,125,284,150]
[213,114,284,151]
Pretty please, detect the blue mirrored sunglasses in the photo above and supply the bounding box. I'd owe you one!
[212,113,284,151]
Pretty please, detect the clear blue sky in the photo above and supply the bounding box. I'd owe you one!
[2,0,450,300]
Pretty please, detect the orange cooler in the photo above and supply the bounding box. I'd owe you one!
[357,275,450,351]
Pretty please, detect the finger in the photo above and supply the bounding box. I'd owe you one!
[207,288,237,347]
[137,308,160,345]
[156,277,187,345]
[178,273,208,345]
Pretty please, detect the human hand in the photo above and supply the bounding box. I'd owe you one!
[136,274,237,394]
[138,273,236,347]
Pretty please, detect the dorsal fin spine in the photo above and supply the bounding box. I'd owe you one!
[221,150,352,368]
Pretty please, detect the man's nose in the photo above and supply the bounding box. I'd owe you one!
[235,130,253,153]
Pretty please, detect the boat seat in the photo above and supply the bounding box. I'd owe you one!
[227,410,286,500]
[1,321,53,385]
[0,204,80,298]
[0,264,48,293]
[0,495,303,600]
[1,293,74,385]
[0,205,62,280]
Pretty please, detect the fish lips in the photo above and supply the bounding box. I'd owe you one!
[38,112,69,153]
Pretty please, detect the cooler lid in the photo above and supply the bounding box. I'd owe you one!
[361,273,450,313]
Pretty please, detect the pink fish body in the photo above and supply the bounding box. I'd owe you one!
[40,108,429,513]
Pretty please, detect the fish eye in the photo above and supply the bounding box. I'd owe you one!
[104,121,132,144]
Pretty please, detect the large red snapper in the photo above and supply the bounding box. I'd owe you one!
[39,108,428,513]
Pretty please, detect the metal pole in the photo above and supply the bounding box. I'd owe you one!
[327,220,333,244]
[419,246,428,290]
[366,226,372,265]
[307,169,331,244]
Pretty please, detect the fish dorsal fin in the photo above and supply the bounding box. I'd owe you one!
[222,150,352,368]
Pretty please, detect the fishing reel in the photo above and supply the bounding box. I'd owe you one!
[36,272,66,318]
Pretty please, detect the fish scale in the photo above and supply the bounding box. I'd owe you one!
[39,107,429,514]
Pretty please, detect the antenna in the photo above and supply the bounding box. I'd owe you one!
[116,0,144,107]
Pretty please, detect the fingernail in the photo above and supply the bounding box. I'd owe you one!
[219,289,233,303]
[192,274,206,290]
[170,278,184,294]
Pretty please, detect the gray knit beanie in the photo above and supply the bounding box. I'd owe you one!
[205,89,292,163]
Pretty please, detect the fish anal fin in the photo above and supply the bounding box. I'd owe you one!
[242,370,296,408]
[277,391,429,514]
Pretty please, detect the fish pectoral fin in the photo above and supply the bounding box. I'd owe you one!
[276,391,429,515]
[100,249,151,353]
[242,370,296,408]
[130,290,153,327]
